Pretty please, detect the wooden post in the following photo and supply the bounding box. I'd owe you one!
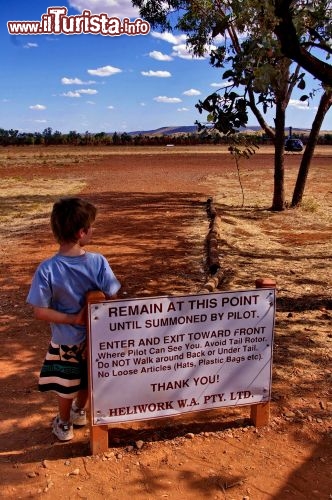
[86,290,109,454]
[90,424,109,455]
[250,278,276,427]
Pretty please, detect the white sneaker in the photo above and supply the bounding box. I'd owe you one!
[52,416,74,441]
[70,405,87,427]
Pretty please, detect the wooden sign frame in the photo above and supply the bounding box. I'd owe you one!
[86,279,276,454]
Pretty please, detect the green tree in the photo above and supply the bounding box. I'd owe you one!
[133,0,331,210]
[42,127,53,146]
[66,130,81,146]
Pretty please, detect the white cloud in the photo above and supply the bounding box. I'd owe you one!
[61,77,96,85]
[183,88,201,96]
[172,43,209,60]
[289,99,317,111]
[61,91,81,98]
[34,119,47,123]
[24,42,38,49]
[107,105,115,109]
[86,101,95,105]
[151,31,186,45]
[149,50,173,61]
[87,65,122,77]
[61,88,98,97]
[210,81,234,88]
[141,70,171,78]
[29,104,46,110]
[68,0,139,18]
[171,44,193,60]
[177,107,189,112]
[153,96,182,103]
[151,32,212,59]
[62,77,84,85]
[78,88,98,94]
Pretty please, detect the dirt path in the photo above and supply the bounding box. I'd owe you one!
[0,146,331,499]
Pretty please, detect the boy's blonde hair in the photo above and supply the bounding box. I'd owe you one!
[51,197,97,243]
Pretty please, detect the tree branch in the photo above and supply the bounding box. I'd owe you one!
[274,0,332,86]
[247,87,275,141]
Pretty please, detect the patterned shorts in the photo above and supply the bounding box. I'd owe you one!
[38,341,88,399]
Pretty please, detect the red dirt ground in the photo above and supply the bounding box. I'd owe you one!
[0,146,331,499]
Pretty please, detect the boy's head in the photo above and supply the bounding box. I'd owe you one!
[51,197,97,243]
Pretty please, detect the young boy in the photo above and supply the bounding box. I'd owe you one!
[27,197,121,441]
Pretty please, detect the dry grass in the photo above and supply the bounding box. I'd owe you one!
[200,159,332,303]
[0,178,85,237]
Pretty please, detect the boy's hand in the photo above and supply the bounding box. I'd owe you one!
[74,306,87,325]
[33,306,87,326]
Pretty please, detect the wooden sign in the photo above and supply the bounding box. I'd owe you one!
[88,289,275,426]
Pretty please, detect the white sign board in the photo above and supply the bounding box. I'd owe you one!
[88,289,275,425]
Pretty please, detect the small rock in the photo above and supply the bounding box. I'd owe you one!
[27,472,38,478]
[135,440,144,449]
[185,433,195,440]
[116,453,123,460]
[69,468,80,476]
[41,460,49,469]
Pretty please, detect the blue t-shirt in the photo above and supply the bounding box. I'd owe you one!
[27,252,121,345]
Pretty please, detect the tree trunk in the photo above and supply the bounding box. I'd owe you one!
[272,100,286,211]
[291,90,332,207]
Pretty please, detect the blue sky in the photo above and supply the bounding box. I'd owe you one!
[2,0,331,134]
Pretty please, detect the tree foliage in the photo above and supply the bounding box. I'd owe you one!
[132,0,332,210]
[133,1,332,85]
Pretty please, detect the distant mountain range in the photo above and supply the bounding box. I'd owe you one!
[127,125,317,136]
[128,125,200,136]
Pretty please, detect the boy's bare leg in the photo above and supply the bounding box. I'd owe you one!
[75,389,88,409]
[58,396,73,422]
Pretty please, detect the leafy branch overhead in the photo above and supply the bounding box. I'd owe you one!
[133,0,332,211]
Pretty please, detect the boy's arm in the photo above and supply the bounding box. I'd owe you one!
[33,306,86,326]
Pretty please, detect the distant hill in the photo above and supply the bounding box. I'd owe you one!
[128,125,199,136]
[127,125,318,136]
